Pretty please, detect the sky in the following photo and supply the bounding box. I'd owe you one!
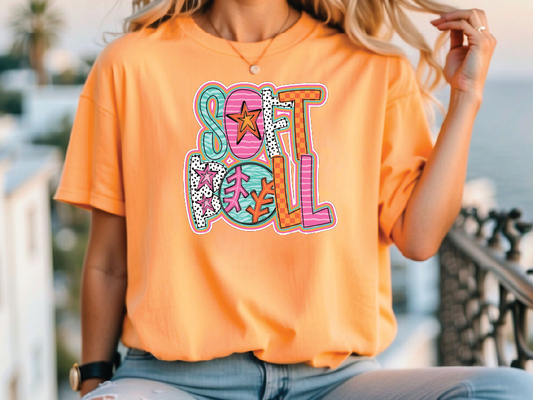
[1,0,532,79]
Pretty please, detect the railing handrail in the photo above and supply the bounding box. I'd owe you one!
[447,226,533,308]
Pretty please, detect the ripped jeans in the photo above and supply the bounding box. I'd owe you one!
[81,347,533,400]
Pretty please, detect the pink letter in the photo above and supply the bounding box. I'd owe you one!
[299,154,332,228]
[224,89,264,159]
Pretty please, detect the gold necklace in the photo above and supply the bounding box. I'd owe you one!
[206,6,292,75]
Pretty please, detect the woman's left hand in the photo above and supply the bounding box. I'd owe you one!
[430,9,497,99]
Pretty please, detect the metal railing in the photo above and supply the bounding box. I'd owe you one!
[438,207,533,369]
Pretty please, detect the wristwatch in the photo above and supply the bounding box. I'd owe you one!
[69,351,122,391]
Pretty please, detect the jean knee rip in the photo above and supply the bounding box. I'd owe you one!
[80,381,117,400]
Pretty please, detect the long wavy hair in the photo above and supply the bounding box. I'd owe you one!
[112,0,457,123]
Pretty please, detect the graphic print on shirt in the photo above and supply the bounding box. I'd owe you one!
[184,81,337,235]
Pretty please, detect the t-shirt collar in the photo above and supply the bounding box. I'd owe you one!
[174,10,318,59]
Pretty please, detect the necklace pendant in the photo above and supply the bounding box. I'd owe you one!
[250,65,260,75]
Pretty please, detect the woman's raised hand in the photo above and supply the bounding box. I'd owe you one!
[430,9,497,100]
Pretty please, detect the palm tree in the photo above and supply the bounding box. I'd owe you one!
[8,0,65,86]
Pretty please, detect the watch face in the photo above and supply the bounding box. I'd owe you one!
[69,363,80,391]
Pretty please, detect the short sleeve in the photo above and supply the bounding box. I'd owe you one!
[378,56,435,245]
[52,48,125,216]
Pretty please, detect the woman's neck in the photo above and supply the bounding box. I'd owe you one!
[193,0,301,43]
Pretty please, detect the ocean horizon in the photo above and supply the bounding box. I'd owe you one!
[434,78,533,222]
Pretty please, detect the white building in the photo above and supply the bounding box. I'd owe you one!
[20,85,83,139]
[0,114,62,400]
[0,62,84,140]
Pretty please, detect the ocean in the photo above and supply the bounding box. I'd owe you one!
[434,78,533,222]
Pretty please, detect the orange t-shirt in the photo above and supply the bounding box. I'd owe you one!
[53,11,434,370]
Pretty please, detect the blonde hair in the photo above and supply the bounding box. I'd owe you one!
[116,0,457,124]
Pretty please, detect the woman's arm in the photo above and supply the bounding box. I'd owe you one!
[79,207,128,396]
[392,89,481,260]
[391,8,497,260]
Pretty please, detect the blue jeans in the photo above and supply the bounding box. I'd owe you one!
[81,347,533,400]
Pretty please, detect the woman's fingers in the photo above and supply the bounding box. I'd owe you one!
[433,19,479,40]
[449,29,464,50]
[471,9,486,30]
[433,18,496,51]
[429,8,496,94]
[431,9,489,31]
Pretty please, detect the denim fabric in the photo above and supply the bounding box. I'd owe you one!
[80,347,533,400]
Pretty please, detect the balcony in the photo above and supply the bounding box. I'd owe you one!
[438,207,533,369]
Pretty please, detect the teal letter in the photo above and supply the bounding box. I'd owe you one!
[198,86,228,161]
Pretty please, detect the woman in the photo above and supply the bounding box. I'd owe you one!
[53,0,532,399]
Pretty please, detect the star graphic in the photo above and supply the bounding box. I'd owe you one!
[194,164,218,191]
[196,194,215,216]
[227,101,262,144]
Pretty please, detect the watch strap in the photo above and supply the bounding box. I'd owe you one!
[79,351,121,382]
[79,361,114,381]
